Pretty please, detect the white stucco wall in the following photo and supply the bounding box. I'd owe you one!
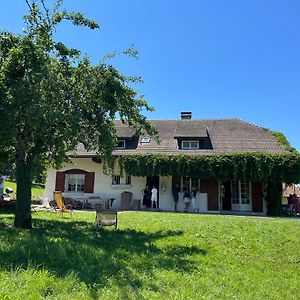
[44,158,208,212]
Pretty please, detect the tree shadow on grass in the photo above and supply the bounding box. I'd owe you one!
[0,212,207,298]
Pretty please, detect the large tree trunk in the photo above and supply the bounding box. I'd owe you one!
[14,160,32,228]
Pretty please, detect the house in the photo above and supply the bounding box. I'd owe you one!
[44,112,295,214]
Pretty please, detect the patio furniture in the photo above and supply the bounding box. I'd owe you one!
[95,198,113,210]
[95,198,117,229]
[53,191,72,216]
[95,210,118,229]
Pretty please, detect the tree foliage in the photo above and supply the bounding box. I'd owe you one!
[0,0,157,228]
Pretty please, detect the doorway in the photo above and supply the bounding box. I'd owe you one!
[221,180,252,212]
[222,181,231,211]
[146,176,159,208]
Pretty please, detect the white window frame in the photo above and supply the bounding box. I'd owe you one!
[180,177,200,192]
[231,180,252,210]
[141,137,151,143]
[181,140,199,150]
[112,175,121,185]
[116,140,126,149]
[65,174,85,193]
[126,175,131,185]
[112,174,132,187]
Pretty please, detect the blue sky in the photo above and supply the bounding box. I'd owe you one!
[1,0,300,151]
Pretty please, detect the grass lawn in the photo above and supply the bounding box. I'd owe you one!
[4,179,45,200]
[0,211,299,299]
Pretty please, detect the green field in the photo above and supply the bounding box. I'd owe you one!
[0,211,299,299]
[4,179,45,200]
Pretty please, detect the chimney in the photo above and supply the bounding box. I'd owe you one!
[181,111,192,120]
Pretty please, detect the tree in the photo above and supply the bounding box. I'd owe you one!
[0,0,157,228]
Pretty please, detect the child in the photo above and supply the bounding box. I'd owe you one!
[183,190,190,212]
[151,186,158,209]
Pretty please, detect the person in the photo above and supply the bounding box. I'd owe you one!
[292,193,299,215]
[172,183,180,212]
[183,189,190,212]
[0,174,5,200]
[191,187,198,212]
[141,185,150,209]
[151,186,158,209]
[287,194,293,215]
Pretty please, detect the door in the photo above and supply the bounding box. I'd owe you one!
[221,181,231,210]
[146,176,159,208]
[231,181,252,212]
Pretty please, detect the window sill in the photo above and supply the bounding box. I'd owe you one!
[63,191,85,195]
[111,184,132,189]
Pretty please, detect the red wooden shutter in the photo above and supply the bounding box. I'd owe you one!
[201,179,219,211]
[55,172,65,192]
[252,182,263,212]
[84,172,95,193]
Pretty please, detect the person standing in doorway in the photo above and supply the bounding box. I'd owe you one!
[172,183,180,212]
[151,185,158,209]
[141,185,150,209]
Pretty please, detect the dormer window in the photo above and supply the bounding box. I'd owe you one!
[182,140,199,150]
[116,140,126,149]
[141,137,150,143]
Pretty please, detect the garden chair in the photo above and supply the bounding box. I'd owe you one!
[95,199,117,229]
[95,210,118,229]
[53,191,72,216]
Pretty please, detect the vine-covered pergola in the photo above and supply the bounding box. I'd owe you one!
[117,152,300,215]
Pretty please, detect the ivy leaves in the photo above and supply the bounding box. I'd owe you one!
[119,153,300,183]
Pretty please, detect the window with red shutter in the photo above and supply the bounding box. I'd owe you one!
[84,172,95,193]
[58,169,94,193]
[55,172,65,192]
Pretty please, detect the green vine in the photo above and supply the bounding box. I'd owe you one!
[117,152,300,216]
[263,129,298,154]
[118,153,300,183]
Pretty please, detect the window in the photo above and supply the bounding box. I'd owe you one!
[126,175,131,185]
[181,177,200,192]
[141,137,150,143]
[65,174,85,192]
[56,169,94,193]
[112,175,121,185]
[116,140,126,149]
[182,140,199,150]
[231,181,251,204]
[112,174,131,186]
[241,181,250,204]
[231,181,239,204]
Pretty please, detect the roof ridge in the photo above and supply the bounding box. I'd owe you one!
[114,118,244,123]
[235,118,265,129]
[115,118,244,122]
